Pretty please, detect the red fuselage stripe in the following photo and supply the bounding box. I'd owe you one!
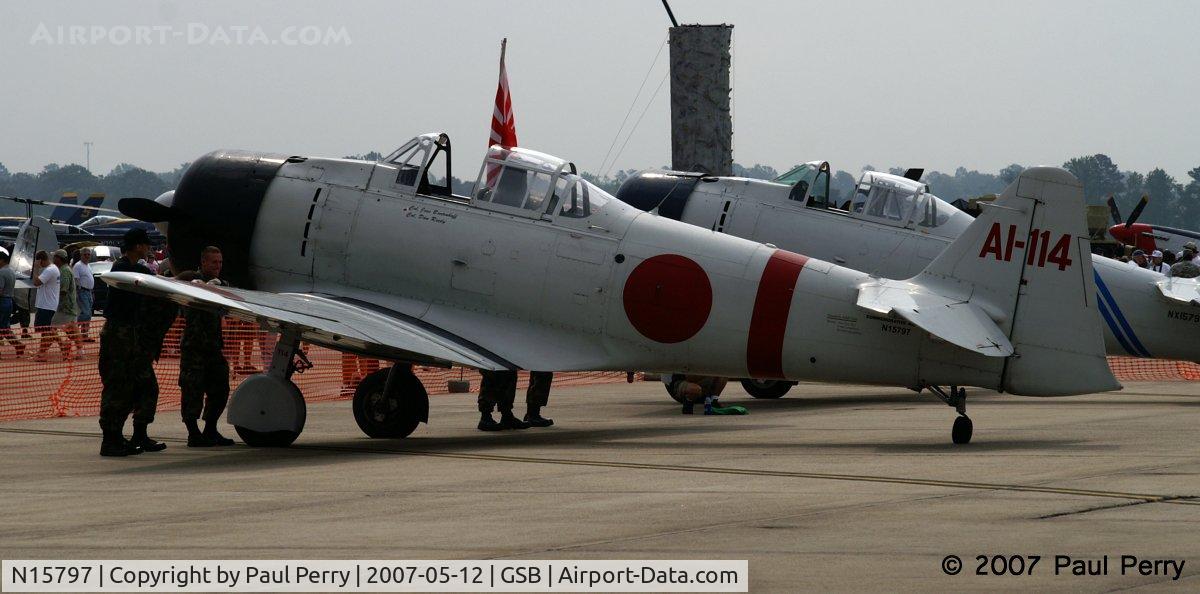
[746,250,809,378]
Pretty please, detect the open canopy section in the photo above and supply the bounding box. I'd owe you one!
[380,132,455,197]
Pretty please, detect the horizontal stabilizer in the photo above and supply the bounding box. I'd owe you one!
[1155,278,1200,308]
[857,280,1013,356]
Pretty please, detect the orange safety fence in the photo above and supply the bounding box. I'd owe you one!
[1,318,1198,422]
[0,318,637,421]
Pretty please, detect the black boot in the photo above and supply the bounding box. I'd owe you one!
[478,412,504,431]
[186,419,213,447]
[499,412,530,430]
[100,427,142,457]
[524,406,553,427]
[202,420,235,446]
[129,422,167,452]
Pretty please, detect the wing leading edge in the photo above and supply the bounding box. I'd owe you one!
[100,271,512,371]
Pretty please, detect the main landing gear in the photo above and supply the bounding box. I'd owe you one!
[739,379,796,399]
[664,377,797,402]
[927,385,972,444]
[227,328,432,446]
[228,328,308,447]
[352,364,429,439]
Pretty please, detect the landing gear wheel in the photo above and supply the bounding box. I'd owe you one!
[739,379,795,399]
[952,415,973,445]
[227,373,306,447]
[665,375,687,404]
[353,367,427,438]
[235,427,300,447]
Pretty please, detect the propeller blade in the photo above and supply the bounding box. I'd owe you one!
[118,197,176,223]
[1124,194,1149,228]
[1105,195,1121,225]
[902,168,924,181]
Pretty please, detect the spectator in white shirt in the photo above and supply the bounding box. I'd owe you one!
[32,250,68,361]
[1148,250,1170,275]
[73,248,96,339]
[31,250,59,326]
[1128,249,1149,269]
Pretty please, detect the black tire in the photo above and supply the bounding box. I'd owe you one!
[353,367,426,438]
[664,376,687,403]
[952,415,973,445]
[234,427,299,447]
[739,379,795,399]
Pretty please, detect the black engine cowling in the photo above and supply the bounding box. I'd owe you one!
[169,150,287,288]
[614,170,705,221]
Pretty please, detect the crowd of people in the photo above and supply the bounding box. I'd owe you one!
[1122,241,1200,278]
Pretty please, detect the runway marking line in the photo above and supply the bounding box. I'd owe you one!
[3,426,1197,506]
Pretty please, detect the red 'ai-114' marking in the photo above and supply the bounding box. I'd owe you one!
[978,222,1074,271]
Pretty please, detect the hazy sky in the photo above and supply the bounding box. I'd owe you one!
[2,0,1198,180]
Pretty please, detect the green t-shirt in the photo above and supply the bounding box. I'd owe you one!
[57,264,78,317]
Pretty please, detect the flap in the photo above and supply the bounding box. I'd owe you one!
[100,271,511,370]
[857,280,1014,357]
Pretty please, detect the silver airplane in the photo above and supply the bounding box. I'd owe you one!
[98,133,1116,445]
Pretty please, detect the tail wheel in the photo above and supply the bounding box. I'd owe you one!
[353,367,426,439]
[740,379,795,399]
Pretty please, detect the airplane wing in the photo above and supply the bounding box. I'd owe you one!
[856,280,1014,357]
[100,271,512,371]
[1155,278,1200,308]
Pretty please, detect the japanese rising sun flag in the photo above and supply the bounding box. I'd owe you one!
[490,38,518,149]
[486,39,518,186]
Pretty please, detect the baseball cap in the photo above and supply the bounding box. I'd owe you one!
[53,249,68,260]
[122,228,151,248]
[1132,249,1145,257]
[1152,250,1163,258]
[1185,241,1198,251]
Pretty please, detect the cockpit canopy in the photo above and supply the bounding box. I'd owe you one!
[377,134,616,222]
[775,161,832,207]
[776,163,972,238]
[382,132,454,196]
[472,145,612,220]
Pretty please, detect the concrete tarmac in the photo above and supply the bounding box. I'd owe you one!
[1,380,1198,591]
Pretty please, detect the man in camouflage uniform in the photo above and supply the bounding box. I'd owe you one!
[97,229,164,456]
[523,371,554,427]
[132,290,180,442]
[176,246,235,446]
[476,369,529,431]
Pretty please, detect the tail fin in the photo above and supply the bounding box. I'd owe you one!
[49,192,78,223]
[76,193,106,223]
[11,217,59,312]
[917,167,1119,395]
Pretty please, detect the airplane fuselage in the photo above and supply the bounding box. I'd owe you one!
[240,156,1008,392]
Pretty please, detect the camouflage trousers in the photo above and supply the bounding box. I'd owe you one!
[179,353,230,423]
[478,370,553,413]
[97,322,159,433]
[477,369,518,413]
[526,371,553,409]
